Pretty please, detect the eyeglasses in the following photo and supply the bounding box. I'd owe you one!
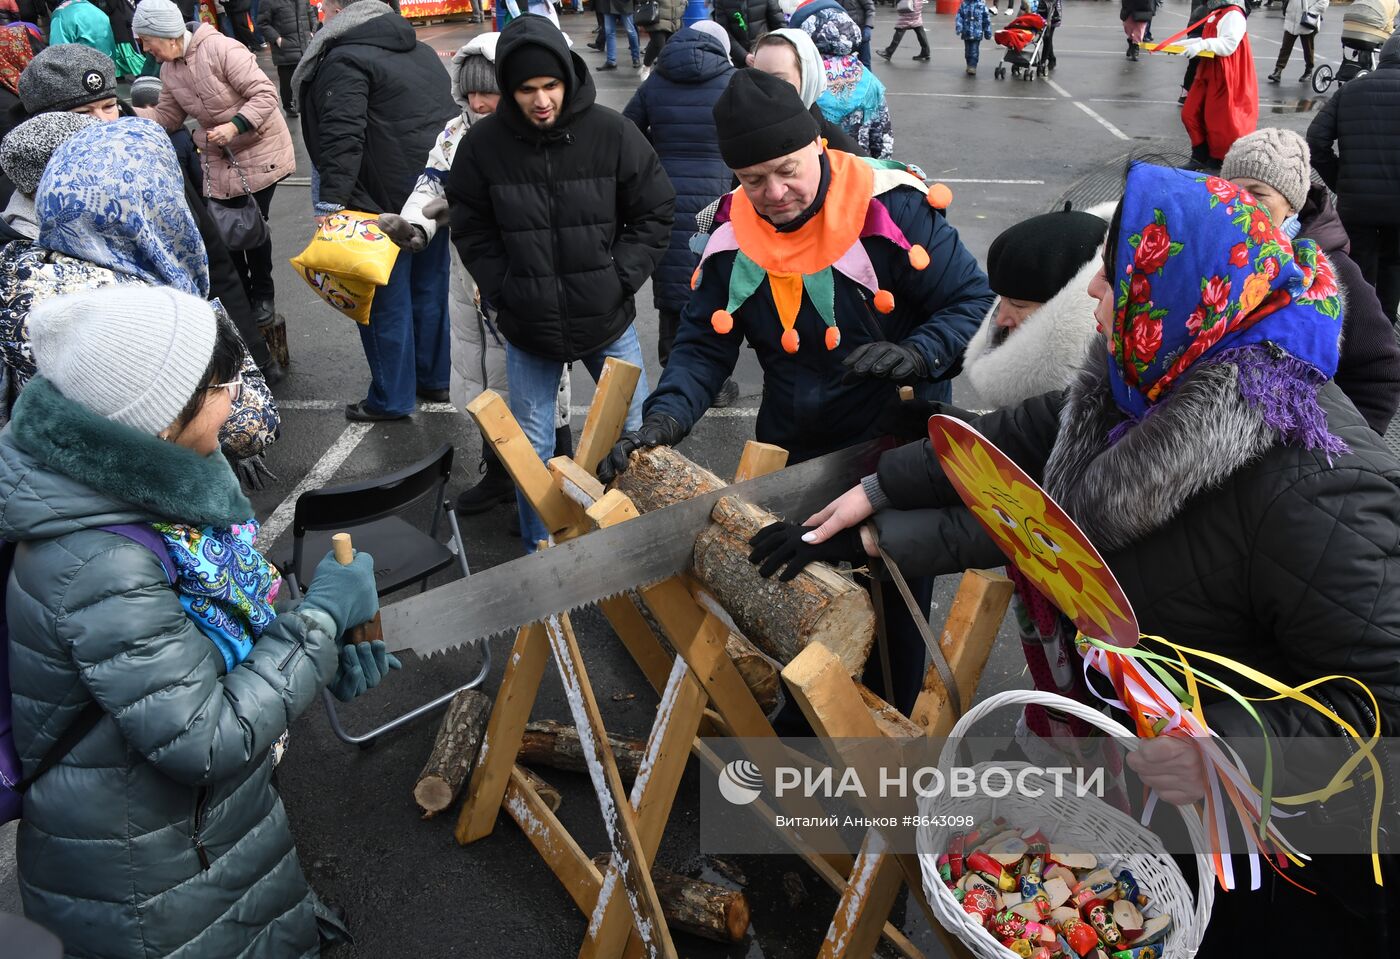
[206,373,242,405]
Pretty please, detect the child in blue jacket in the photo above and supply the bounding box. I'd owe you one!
[955,0,995,74]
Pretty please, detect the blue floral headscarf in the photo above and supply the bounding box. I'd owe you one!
[1107,163,1345,454]
[35,118,209,298]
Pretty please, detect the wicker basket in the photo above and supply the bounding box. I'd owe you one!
[916,689,1215,959]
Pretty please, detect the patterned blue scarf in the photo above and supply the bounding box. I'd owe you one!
[151,519,281,672]
[1107,163,1345,453]
[35,118,209,297]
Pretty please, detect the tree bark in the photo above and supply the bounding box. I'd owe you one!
[696,496,874,676]
[615,447,875,677]
[517,765,562,814]
[517,720,646,782]
[590,856,751,943]
[414,689,492,818]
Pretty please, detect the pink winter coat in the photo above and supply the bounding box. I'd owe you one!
[896,0,924,29]
[136,24,294,199]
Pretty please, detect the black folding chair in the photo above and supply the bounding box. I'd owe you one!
[281,444,489,748]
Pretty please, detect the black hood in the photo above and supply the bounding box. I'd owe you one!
[1299,183,1350,256]
[334,8,418,53]
[1381,32,1400,69]
[494,15,597,141]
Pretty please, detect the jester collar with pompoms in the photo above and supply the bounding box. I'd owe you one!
[691,149,952,354]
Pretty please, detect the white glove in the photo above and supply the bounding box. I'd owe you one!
[1177,38,1204,57]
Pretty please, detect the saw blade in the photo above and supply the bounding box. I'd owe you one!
[383,439,889,658]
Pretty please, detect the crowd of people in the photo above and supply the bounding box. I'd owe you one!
[0,0,1398,955]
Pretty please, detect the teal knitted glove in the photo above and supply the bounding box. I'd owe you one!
[329,640,402,702]
[300,549,380,639]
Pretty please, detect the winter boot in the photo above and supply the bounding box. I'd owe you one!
[1267,69,1282,83]
[1128,41,1140,61]
[1299,66,1313,82]
[555,425,574,460]
[456,444,516,514]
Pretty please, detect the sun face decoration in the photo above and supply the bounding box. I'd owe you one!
[931,416,1139,647]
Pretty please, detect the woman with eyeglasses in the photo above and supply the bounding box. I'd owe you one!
[0,285,395,957]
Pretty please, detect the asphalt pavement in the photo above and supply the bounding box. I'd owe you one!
[0,2,1342,955]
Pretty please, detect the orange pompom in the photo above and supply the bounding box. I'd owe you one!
[927,183,953,210]
[711,309,734,334]
[873,289,895,314]
[908,244,930,271]
[690,266,702,290]
[781,328,800,354]
[825,326,841,351]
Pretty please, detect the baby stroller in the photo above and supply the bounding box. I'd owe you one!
[993,12,1048,80]
[1311,0,1396,93]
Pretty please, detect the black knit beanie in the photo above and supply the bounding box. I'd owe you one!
[713,68,820,170]
[500,42,567,96]
[986,203,1109,303]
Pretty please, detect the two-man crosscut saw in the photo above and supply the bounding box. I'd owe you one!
[382,439,889,658]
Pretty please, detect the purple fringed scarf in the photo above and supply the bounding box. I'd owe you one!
[1104,164,1346,456]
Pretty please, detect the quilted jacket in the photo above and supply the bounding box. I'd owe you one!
[872,343,1400,747]
[622,27,734,314]
[1307,35,1400,228]
[448,15,674,362]
[137,24,296,199]
[0,378,340,959]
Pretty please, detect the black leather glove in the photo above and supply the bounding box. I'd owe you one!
[597,413,685,483]
[747,522,867,582]
[841,342,930,385]
[874,397,978,443]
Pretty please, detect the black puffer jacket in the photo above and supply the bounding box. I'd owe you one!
[1299,184,1400,433]
[712,0,785,61]
[872,344,1400,748]
[298,4,455,214]
[841,0,875,29]
[258,0,316,67]
[1307,34,1400,228]
[448,16,674,362]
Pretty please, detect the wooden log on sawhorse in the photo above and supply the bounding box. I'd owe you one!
[781,569,1013,959]
[458,365,920,957]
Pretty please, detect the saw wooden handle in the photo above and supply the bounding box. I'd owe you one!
[332,532,383,645]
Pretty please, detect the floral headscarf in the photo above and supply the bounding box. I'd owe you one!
[35,118,209,298]
[0,23,38,97]
[1108,163,1345,453]
[797,5,894,158]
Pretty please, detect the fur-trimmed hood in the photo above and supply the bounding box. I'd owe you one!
[963,200,1114,409]
[1042,341,1277,552]
[0,376,250,540]
[963,256,1103,408]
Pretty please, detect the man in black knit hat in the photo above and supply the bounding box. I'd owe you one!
[600,68,993,716]
[448,15,674,552]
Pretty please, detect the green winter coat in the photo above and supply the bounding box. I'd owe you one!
[0,377,340,959]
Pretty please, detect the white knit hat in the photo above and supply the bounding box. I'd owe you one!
[29,286,218,436]
[132,0,188,39]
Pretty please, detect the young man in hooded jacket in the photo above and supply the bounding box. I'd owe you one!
[448,15,674,552]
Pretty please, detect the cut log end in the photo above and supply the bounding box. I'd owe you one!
[414,689,493,817]
[590,855,751,944]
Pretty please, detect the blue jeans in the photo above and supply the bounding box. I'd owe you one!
[507,325,647,550]
[859,26,873,68]
[357,229,452,416]
[965,38,981,67]
[604,13,640,64]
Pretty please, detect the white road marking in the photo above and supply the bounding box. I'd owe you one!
[274,398,761,418]
[1045,78,1132,140]
[256,422,374,549]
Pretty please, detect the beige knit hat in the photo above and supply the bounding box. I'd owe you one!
[29,286,218,436]
[1220,128,1312,214]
